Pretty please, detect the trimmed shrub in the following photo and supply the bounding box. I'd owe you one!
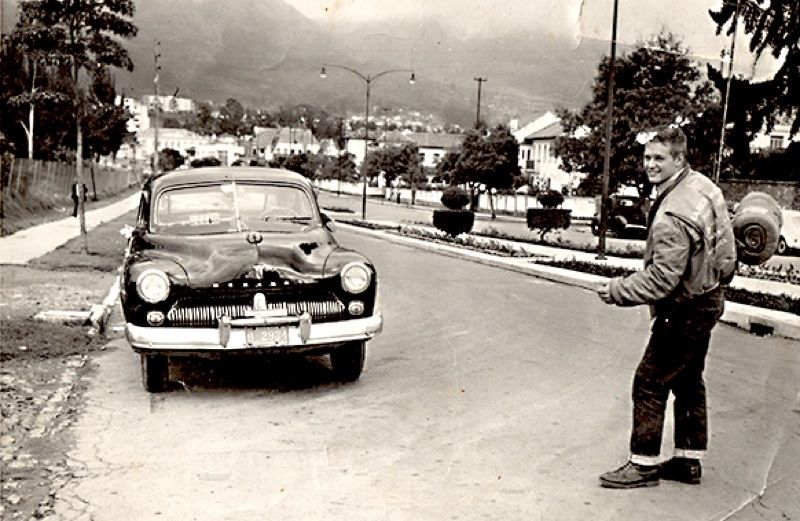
[440,186,470,210]
[537,189,564,209]
[433,209,475,237]
[191,157,222,168]
[526,208,572,239]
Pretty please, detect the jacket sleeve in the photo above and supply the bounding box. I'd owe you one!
[608,215,695,306]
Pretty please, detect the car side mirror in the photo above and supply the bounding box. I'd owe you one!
[321,212,336,233]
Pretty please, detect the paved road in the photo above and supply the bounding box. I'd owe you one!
[48,227,798,520]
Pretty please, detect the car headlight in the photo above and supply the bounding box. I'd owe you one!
[136,269,170,303]
[340,262,371,294]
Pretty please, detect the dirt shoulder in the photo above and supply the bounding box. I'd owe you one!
[0,210,135,520]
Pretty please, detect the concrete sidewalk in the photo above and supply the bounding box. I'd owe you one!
[0,192,140,265]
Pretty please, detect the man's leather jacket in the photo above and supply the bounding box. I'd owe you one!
[608,169,736,309]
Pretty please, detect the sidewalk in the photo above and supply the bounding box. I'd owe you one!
[0,192,140,265]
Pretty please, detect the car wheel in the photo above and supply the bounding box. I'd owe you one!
[330,341,365,382]
[141,354,169,392]
[776,236,787,255]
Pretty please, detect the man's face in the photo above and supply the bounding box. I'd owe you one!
[644,141,684,184]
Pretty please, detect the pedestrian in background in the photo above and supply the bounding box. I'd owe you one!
[596,125,736,489]
[71,178,87,217]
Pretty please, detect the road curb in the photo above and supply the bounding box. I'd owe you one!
[339,222,800,341]
[88,274,121,335]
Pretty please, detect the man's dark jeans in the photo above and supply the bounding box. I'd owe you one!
[630,287,725,457]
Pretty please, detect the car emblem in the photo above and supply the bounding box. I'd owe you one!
[246,231,263,244]
[253,293,267,311]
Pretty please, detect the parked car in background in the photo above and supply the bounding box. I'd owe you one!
[777,209,800,255]
[590,193,651,239]
[121,167,383,392]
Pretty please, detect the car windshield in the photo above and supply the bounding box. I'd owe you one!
[153,182,316,234]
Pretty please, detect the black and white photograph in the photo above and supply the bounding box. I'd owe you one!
[1,0,798,519]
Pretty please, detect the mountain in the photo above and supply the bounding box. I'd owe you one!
[4,0,610,126]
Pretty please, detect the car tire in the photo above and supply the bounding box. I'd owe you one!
[330,341,365,382]
[776,236,787,255]
[141,354,169,393]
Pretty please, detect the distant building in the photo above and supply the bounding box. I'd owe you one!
[749,117,798,152]
[253,127,319,162]
[115,95,149,133]
[403,132,463,169]
[119,128,244,166]
[514,112,584,191]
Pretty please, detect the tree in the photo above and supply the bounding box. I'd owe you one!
[362,144,421,193]
[452,126,518,219]
[219,97,245,135]
[554,32,721,195]
[17,0,137,252]
[159,148,184,172]
[710,0,799,137]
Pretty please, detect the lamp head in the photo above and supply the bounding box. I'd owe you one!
[409,72,416,85]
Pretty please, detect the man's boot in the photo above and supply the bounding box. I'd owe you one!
[658,457,701,484]
[599,461,660,489]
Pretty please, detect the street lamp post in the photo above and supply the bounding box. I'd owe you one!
[321,64,415,220]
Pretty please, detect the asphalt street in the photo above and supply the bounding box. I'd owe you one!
[47,227,799,521]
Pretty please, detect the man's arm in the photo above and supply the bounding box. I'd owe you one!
[599,217,696,306]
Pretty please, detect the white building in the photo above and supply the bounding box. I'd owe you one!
[749,118,798,152]
[403,132,463,169]
[117,128,244,166]
[115,96,149,134]
[253,127,320,161]
[514,112,584,191]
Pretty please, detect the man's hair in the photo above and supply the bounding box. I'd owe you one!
[646,125,688,162]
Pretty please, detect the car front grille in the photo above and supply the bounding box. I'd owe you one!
[166,291,346,327]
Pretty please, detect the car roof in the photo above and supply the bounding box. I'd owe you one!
[150,167,313,193]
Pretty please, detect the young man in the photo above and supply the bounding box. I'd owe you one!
[596,125,736,489]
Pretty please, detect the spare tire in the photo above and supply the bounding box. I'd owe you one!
[732,192,783,265]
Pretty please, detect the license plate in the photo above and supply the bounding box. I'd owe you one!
[245,326,289,347]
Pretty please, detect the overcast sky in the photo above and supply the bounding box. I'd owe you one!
[288,0,778,79]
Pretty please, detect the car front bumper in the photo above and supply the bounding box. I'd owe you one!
[126,312,383,354]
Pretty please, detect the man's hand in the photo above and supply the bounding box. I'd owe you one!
[597,283,614,305]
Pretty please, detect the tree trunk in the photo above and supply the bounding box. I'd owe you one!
[489,191,496,220]
[90,156,98,201]
[27,104,34,159]
[77,120,88,253]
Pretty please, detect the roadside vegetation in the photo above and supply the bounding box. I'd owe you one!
[339,218,799,314]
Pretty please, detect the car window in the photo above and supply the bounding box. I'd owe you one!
[152,182,316,235]
[237,184,314,223]
[153,184,237,234]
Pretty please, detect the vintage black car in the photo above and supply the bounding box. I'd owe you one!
[590,194,651,239]
[121,167,382,392]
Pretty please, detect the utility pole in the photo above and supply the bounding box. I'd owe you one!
[715,0,741,185]
[473,77,487,129]
[596,0,618,260]
[153,40,161,177]
[381,107,390,148]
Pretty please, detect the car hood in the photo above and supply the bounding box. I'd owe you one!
[135,227,336,287]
